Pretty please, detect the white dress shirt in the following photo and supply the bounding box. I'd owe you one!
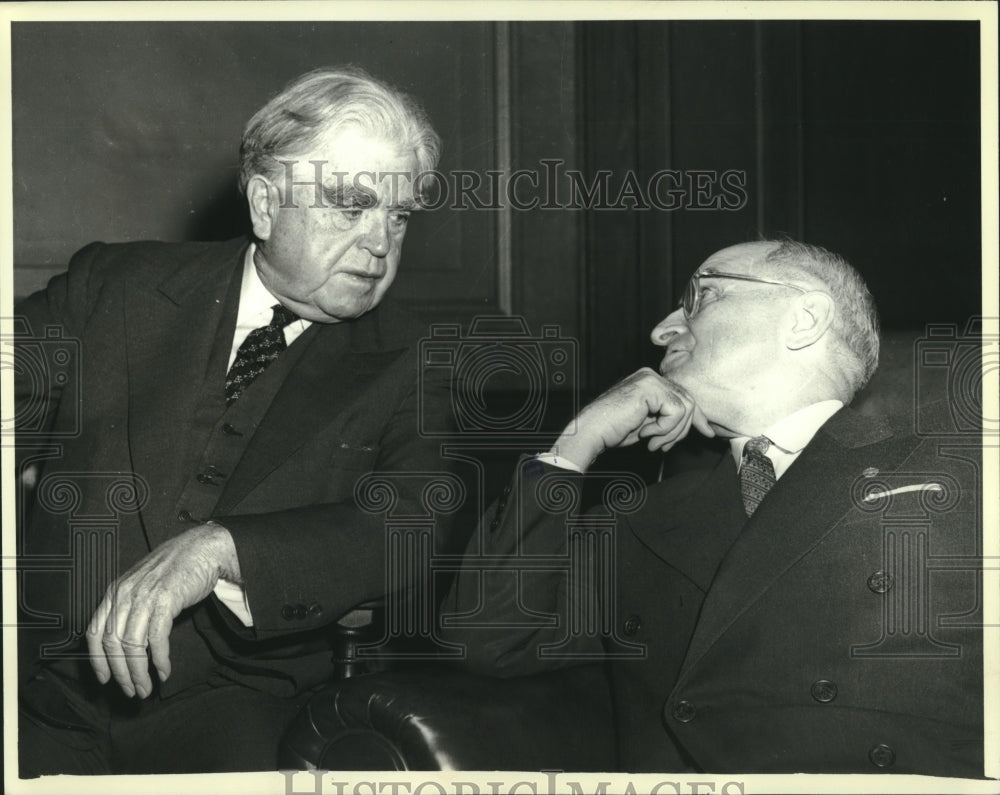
[214,243,311,627]
[227,243,311,370]
[729,400,844,479]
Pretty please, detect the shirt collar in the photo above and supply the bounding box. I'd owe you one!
[730,399,844,463]
[236,242,282,326]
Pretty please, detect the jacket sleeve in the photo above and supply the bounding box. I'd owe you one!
[439,457,612,678]
[13,242,108,439]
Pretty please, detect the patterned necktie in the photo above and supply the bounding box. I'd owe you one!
[225,304,298,406]
[740,436,776,516]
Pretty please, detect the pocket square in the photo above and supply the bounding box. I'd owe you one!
[862,482,944,502]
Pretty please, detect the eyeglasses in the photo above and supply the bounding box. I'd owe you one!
[681,270,808,318]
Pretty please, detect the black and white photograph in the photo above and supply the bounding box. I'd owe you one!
[3,2,997,793]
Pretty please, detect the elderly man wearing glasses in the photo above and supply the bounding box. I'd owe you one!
[443,239,983,777]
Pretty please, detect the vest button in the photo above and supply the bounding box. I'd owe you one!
[177,510,194,522]
[810,679,838,703]
[671,700,696,723]
[222,423,243,436]
[623,615,642,636]
[196,473,217,486]
[868,743,895,768]
[867,570,894,593]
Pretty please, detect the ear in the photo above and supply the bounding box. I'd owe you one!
[246,175,279,240]
[785,291,836,350]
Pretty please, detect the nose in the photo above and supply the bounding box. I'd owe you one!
[650,306,687,347]
[359,210,391,257]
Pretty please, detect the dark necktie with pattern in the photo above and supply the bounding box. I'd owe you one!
[225,303,298,406]
[739,436,776,516]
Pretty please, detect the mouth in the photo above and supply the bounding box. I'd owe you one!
[659,346,691,373]
[341,271,383,284]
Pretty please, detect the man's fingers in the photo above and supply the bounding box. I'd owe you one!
[646,412,693,452]
[647,418,691,453]
[120,639,152,698]
[635,385,696,451]
[101,613,136,697]
[620,429,642,447]
[616,411,664,448]
[690,404,716,438]
[643,385,701,452]
[147,606,175,684]
[639,404,689,436]
[122,605,155,699]
[86,592,113,685]
[99,584,147,698]
[654,376,715,440]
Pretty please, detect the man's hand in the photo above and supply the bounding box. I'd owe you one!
[86,522,240,698]
[552,368,714,471]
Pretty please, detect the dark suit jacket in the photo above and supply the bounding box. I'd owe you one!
[442,408,983,776]
[16,238,460,697]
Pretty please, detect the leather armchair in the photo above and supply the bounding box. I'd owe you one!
[279,663,616,771]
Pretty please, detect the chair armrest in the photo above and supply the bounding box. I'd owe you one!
[280,663,616,771]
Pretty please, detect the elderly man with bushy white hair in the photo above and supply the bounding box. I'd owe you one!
[17,66,454,775]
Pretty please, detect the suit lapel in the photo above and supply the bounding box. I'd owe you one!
[214,308,410,514]
[626,452,746,592]
[125,241,246,538]
[676,408,917,678]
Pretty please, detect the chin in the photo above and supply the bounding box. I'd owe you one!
[668,369,707,402]
[336,299,384,321]
[661,362,691,384]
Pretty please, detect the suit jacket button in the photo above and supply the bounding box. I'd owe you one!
[810,679,837,703]
[502,483,512,498]
[196,473,217,486]
[671,700,696,723]
[869,743,895,768]
[177,509,193,522]
[308,603,323,616]
[623,615,642,636]
[222,423,243,436]
[281,605,295,621]
[294,604,308,620]
[489,516,500,532]
[867,571,894,593]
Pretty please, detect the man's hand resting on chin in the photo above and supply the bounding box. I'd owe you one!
[550,367,714,472]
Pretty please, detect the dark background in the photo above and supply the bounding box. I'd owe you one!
[12,20,982,405]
